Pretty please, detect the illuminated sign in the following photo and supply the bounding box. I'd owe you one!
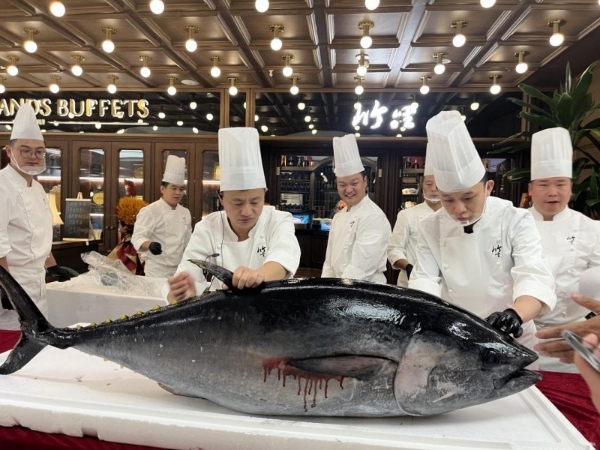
[0,98,150,119]
[352,101,417,131]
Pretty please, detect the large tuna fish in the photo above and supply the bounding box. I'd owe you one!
[0,262,540,417]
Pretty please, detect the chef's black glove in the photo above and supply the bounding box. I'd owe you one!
[149,242,162,255]
[0,287,12,310]
[405,264,414,280]
[46,265,78,282]
[486,308,523,338]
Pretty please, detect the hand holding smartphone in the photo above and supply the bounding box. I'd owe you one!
[561,330,600,372]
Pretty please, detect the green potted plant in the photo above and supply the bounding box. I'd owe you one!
[489,61,600,219]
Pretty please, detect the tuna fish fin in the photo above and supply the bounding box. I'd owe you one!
[289,356,397,381]
[0,266,54,374]
[158,382,207,399]
[0,334,47,375]
[188,259,234,289]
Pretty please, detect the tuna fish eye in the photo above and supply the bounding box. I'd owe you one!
[482,349,501,369]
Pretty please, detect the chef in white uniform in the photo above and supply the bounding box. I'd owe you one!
[388,145,442,287]
[408,111,556,351]
[526,128,600,371]
[322,134,391,284]
[167,128,300,300]
[132,155,192,278]
[0,103,71,330]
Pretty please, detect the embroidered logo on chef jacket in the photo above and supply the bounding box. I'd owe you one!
[257,245,266,257]
[566,235,575,245]
[349,220,356,228]
[491,245,502,258]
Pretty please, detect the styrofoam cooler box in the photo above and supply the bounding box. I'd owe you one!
[46,276,169,327]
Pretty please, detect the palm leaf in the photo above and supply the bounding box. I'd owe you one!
[507,97,551,117]
[565,62,572,94]
[556,93,574,128]
[519,111,557,129]
[572,61,598,107]
[491,130,532,147]
[518,83,556,109]
[504,168,530,182]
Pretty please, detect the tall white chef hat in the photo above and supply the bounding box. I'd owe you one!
[579,266,600,299]
[424,143,434,176]
[162,155,186,185]
[333,134,364,177]
[10,103,43,142]
[426,110,484,192]
[530,127,573,180]
[218,127,267,191]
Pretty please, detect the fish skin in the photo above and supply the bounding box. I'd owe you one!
[0,262,540,417]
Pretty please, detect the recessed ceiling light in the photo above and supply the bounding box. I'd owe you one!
[181,79,199,86]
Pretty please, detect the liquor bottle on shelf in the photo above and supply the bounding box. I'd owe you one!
[412,159,420,169]
[281,155,287,167]
[405,158,411,168]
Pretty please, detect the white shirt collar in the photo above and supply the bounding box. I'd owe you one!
[530,205,570,221]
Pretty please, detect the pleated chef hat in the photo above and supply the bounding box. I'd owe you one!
[426,110,484,192]
[162,155,186,185]
[218,127,267,191]
[530,127,573,180]
[10,103,43,141]
[424,143,434,176]
[579,266,600,299]
[333,134,364,177]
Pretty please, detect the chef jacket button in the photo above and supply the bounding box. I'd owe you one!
[497,262,502,266]
[443,264,449,270]
[448,288,453,293]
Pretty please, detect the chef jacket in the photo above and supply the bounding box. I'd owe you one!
[132,198,192,278]
[529,206,600,372]
[388,201,437,287]
[322,195,391,284]
[0,165,53,329]
[409,196,557,350]
[172,206,300,294]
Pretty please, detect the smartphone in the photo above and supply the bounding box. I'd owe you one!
[562,330,600,372]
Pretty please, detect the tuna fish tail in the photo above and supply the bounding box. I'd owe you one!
[189,260,234,289]
[0,266,55,375]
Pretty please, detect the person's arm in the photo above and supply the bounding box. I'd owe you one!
[535,294,600,363]
[573,333,600,413]
[0,256,9,273]
[387,210,411,271]
[340,212,391,280]
[130,206,158,253]
[45,253,78,281]
[408,222,442,297]
[508,211,557,315]
[230,262,288,290]
[262,212,301,278]
[321,216,336,278]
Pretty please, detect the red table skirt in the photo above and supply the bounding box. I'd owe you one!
[1,330,599,449]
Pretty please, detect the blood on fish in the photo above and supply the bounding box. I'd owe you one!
[262,358,345,411]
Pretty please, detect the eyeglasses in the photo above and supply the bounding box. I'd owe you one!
[15,147,47,159]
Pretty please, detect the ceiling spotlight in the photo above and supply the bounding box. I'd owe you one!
[270,25,284,51]
[153,125,158,131]
[23,28,39,53]
[255,0,269,12]
[480,0,496,7]
[309,124,315,129]
[167,77,177,95]
[359,21,374,49]
[255,114,259,121]
[210,56,221,78]
[149,0,165,14]
[49,75,60,94]
[49,1,66,17]
[290,76,300,95]
[206,112,214,121]
[356,53,369,77]
[490,75,502,95]
[107,75,118,94]
[451,21,467,47]
[6,56,19,76]
[189,101,197,110]
[405,121,415,129]
[0,77,5,94]
[95,122,102,129]
[282,55,294,77]
[101,27,116,53]
[433,52,446,75]
[400,126,406,132]
[140,56,152,78]
[71,55,84,76]
[261,125,268,132]
[411,95,419,110]
[158,111,166,119]
[298,100,306,110]
[69,113,75,119]
[365,0,379,11]
[193,127,199,134]
[548,20,565,47]
[354,100,361,110]
[304,109,311,122]
[185,26,199,52]
[355,76,364,95]
[228,77,238,96]
[177,120,184,126]
[390,120,399,129]
[419,75,431,95]
[117,129,125,134]
[470,100,480,111]
[515,51,528,74]
[311,129,317,135]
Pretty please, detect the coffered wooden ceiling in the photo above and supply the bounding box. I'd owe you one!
[0,0,599,136]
